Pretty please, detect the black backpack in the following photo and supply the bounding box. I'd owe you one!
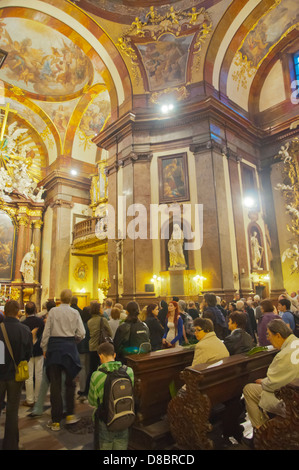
[96,365,135,433]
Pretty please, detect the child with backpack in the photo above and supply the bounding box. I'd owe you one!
[88,342,135,450]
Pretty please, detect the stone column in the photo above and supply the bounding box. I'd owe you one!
[32,219,43,283]
[14,214,29,282]
[119,152,153,303]
[190,143,235,295]
[49,199,73,299]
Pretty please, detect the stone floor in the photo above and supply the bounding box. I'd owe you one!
[0,387,254,451]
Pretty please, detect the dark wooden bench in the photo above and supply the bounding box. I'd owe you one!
[254,379,299,450]
[126,345,195,424]
[125,346,195,449]
[167,348,277,450]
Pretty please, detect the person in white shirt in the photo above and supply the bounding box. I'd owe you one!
[41,289,85,431]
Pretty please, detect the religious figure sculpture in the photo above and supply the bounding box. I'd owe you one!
[168,224,186,268]
[250,231,263,270]
[20,244,36,283]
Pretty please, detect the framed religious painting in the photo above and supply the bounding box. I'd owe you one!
[158,153,190,204]
[0,211,15,280]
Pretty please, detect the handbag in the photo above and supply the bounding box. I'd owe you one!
[0,323,29,382]
[98,317,113,345]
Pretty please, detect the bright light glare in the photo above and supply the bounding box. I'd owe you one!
[71,169,77,176]
[161,103,174,114]
[243,196,255,208]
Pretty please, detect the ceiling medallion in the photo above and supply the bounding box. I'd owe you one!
[117,5,212,88]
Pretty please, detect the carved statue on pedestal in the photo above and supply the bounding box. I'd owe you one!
[20,244,36,283]
[168,224,186,269]
[250,231,263,270]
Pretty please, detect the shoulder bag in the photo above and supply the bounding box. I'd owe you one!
[0,323,29,382]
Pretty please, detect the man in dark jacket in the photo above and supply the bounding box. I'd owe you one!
[202,293,229,340]
[224,312,254,355]
[0,300,33,450]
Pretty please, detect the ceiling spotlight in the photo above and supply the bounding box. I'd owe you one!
[160,103,174,114]
[71,169,77,176]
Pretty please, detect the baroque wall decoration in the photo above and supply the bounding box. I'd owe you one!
[116,5,212,90]
[275,137,299,274]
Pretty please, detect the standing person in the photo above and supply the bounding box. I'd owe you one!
[114,301,150,362]
[22,301,45,407]
[157,300,168,327]
[28,300,58,418]
[40,289,85,431]
[257,299,278,346]
[277,298,295,332]
[0,300,33,450]
[103,298,113,319]
[71,296,83,316]
[202,293,228,340]
[108,307,122,339]
[145,304,164,351]
[187,301,199,320]
[178,300,194,344]
[77,306,91,402]
[87,302,113,377]
[88,342,134,450]
[162,301,184,348]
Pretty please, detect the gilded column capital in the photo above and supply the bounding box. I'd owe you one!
[33,219,43,229]
[17,215,29,227]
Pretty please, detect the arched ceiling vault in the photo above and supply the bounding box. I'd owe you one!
[0,0,132,185]
[205,0,299,117]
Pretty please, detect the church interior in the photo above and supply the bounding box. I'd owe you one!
[0,0,299,452]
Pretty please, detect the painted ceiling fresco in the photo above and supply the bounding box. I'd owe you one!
[0,18,93,98]
[0,6,111,181]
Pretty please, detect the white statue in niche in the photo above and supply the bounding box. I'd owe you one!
[20,244,36,283]
[250,231,263,270]
[168,224,186,269]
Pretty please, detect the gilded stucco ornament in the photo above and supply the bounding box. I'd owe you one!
[117,5,212,88]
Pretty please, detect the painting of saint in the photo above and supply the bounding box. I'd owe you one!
[0,211,15,280]
[158,153,189,204]
[137,34,193,91]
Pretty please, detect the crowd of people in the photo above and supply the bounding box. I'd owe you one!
[0,287,298,450]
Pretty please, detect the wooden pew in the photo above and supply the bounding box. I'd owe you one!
[255,379,299,450]
[125,346,195,449]
[126,345,195,424]
[167,348,277,450]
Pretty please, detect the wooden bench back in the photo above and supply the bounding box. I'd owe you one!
[182,348,277,406]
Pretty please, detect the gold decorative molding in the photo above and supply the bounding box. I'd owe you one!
[73,261,88,282]
[117,5,212,87]
[150,85,190,104]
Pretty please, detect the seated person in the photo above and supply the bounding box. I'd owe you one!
[242,319,299,448]
[224,312,254,355]
[191,318,229,367]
